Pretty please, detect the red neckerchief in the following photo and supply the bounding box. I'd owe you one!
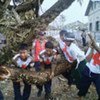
[63,45,74,62]
[92,53,100,66]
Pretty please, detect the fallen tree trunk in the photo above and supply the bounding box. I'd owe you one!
[0,49,77,85]
[0,61,77,85]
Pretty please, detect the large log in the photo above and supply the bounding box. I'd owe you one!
[0,49,77,85]
[0,61,77,85]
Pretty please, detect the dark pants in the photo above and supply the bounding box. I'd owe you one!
[78,66,100,100]
[34,62,52,94]
[62,70,74,86]
[0,90,4,100]
[44,64,52,94]
[62,60,86,88]
[82,37,86,46]
[34,61,41,72]
[72,60,86,89]
[13,81,31,100]
[44,80,51,94]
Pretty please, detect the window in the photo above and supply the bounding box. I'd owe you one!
[93,2,96,9]
[96,21,100,31]
[89,23,92,31]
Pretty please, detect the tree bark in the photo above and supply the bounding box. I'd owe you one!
[0,53,77,84]
[15,0,36,13]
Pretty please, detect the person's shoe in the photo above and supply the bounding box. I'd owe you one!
[45,93,53,100]
[37,90,42,97]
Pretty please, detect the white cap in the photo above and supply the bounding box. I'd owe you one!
[64,32,75,41]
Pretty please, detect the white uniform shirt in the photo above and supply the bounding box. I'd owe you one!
[40,49,57,63]
[86,49,100,74]
[13,54,33,68]
[59,39,65,50]
[59,39,85,65]
[69,43,85,63]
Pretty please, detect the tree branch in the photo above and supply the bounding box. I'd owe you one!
[15,0,44,13]
[0,0,10,19]
[12,8,22,24]
[20,0,75,44]
[88,33,100,53]
[15,0,36,13]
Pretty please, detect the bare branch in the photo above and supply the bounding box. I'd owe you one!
[88,33,100,53]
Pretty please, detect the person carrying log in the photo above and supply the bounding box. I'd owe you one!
[59,30,86,89]
[32,31,47,97]
[77,39,100,100]
[38,41,57,100]
[12,43,34,100]
[59,30,75,89]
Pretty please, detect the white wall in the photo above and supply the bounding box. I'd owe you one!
[88,2,100,42]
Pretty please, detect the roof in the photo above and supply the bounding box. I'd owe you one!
[85,0,100,16]
[64,20,88,30]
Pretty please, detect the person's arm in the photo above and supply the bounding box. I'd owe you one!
[50,57,57,79]
[50,50,57,79]
[39,50,46,62]
[12,54,20,67]
[85,47,94,62]
[31,40,36,59]
[27,56,35,71]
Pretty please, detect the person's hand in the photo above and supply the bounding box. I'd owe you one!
[88,41,94,49]
[30,63,35,67]
[40,58,43,62]
[50,72,54,79]
[29,67,35,71]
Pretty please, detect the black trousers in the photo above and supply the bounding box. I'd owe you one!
[82,37,86,46]
[78,67,100,100]
[62,70,74,86]
[0,89,4,100]
[13,81,31,100]
[34,62,52,94]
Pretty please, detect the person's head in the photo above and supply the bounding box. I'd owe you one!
[45,41,54,55]
[38,31,46,40]
[64,32,75,46]
[59,30,68,41]
[19,43,28,60]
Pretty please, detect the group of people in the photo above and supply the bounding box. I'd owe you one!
[12,31,57,100]
[59,30,100,100]
[0,30,100,100]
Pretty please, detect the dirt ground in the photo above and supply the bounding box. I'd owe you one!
[0,75,98,100]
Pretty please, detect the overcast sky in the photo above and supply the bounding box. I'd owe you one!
[39,0,90,25]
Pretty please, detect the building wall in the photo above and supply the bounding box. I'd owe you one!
[88,1,100,42]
